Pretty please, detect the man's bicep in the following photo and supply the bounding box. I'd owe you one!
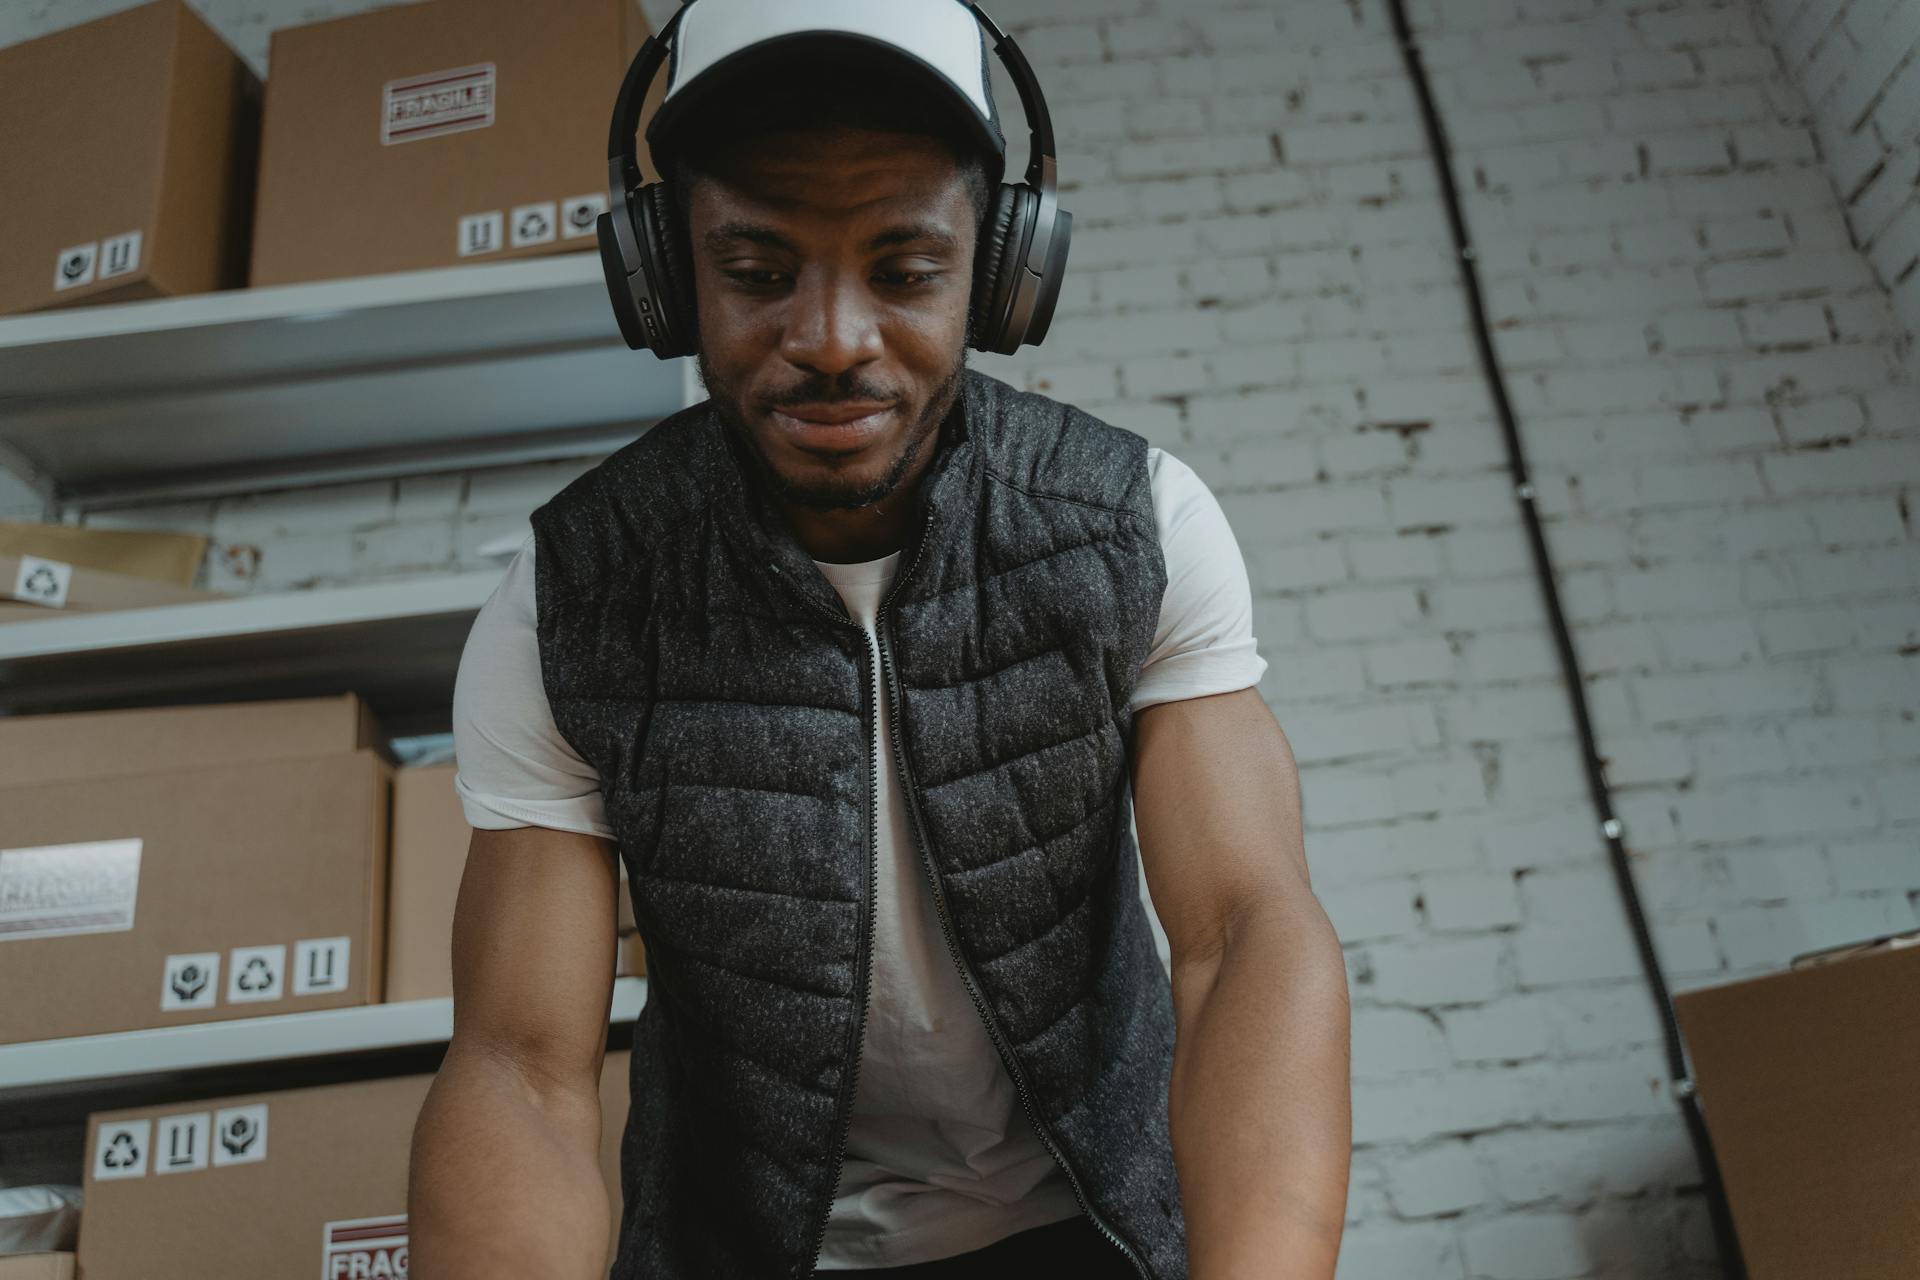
[449,824,620,1088]
[1131,687,1308,969]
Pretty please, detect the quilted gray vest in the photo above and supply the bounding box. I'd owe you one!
[528,369,1186,1279]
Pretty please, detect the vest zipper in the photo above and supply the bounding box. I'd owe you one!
[875,516,1153,1280]
[786,510,1151,1279]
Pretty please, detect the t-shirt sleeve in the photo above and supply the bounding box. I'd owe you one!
[451,535,613,838]
[1130,447,1268,713]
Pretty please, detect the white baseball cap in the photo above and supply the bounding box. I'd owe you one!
[644,0,1008,179]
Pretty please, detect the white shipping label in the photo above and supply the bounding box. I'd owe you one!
[155,1112,210,1174]
[509,201,557,247]
[212,1103,268,1166]
[561,194,608,239]
[12,554,73,608]
[293,936,351,996]
[93,1119,151,1181]
[324,1214,410,1279]
[0,838,140,940]
[100,229,143,279]
[161,951,220,1012]
[53,242,97,291]
[382,62,495,145]
[227,943,287,1003]
[457,211,503,257]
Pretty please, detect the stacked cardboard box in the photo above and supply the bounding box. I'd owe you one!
[1677,942,1920,1279]
[0,0,258,316]
[250,0,653,286]
[78,1050,634,1277]
[387,762,642,1004]
[0,695,391,1044]
[0,1256,73,1280]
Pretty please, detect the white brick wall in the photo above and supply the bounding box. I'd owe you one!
[7,0,1920,1276]
[1760,0,1920,342]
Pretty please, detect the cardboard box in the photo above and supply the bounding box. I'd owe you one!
[0,0,258,315]
[80,1052,633,1277]
[0,522,208,587]
[385,764,470,1004]
[0,1256,73,1280]
[250,0,652,287]
[0,693,384,790]
[0,750,390,1044]
[386,764,643,1001]
[1676,945,1920,1279]
[1,554,225,620]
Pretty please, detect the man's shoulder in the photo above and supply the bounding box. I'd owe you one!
[965,370,1154,520]
[533,397,718,541]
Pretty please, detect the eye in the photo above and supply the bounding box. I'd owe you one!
[722,268,790,289]
[875,269,944,288]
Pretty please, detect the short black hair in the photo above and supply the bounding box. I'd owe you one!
[657,48,995,229]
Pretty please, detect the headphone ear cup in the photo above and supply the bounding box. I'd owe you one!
[642,184,698,356]
[970,184,1024,353]
[598,208,652,352]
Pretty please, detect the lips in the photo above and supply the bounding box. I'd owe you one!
[768,401,895,452]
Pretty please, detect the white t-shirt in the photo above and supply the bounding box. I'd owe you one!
[451,446,1266,1269]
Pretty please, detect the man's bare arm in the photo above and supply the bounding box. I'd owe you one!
[408,824,620,1279]
[1132,687,1350,1280]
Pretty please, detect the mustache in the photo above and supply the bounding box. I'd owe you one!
[761,375,898,408]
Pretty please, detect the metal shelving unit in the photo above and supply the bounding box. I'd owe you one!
[0,258,683,1137]
[0,980,646,1122]
[0,253,696,510]
[0,569,505,732]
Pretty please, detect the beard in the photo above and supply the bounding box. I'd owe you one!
[697,347,967,512]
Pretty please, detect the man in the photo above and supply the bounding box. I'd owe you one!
[410,2,1349,1277]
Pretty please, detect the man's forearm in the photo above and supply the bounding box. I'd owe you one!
[409,1045,611,1279]
[1168,895,1351,1280]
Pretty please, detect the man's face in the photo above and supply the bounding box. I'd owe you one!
[688,127,977,512]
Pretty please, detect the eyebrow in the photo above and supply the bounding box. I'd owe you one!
[701,221,958,253]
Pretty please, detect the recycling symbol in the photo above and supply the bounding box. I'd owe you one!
[237,955,275,993]
[518,210,550,239]
[22,566,59,600]
[61,253,89,280]
[171,963,208,1001]
[220,1116,258,1156]
[103,1131,141,1169]
[567,203,596,231]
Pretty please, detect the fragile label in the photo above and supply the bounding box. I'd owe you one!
[383,63,495,145]
[12,554,73,608]
[0,838,140,940]
[323,1214,409,1278]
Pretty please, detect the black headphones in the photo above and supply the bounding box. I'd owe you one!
[597,1,1072,359]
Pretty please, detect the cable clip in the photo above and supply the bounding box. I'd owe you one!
[1601,817,1624,840]
[1458,245,1477,262]
[1514,482,1535,502]
[1673,1077,1696,1101]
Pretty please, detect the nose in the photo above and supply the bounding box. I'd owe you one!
[778,265,882,377]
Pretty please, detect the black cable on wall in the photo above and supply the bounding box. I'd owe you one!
[1380,2,1748,1274]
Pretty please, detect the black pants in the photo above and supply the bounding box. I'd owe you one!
[826,1215,1139,1278]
